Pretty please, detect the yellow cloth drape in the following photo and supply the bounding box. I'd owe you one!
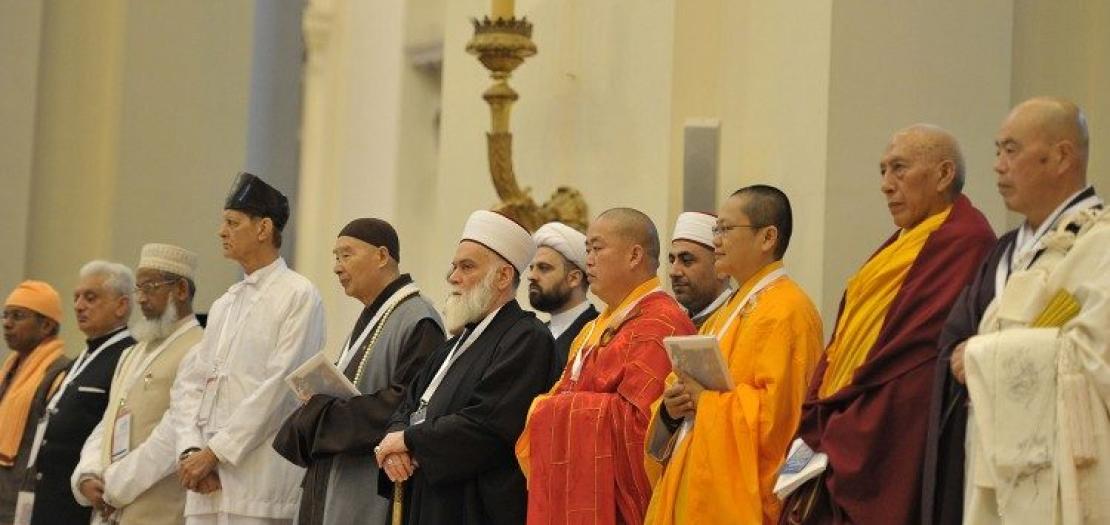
[643,262,824,524]
[818,207,951,398]
[0,338,64,466]
[518,276,662,479]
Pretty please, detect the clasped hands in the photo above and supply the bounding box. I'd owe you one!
[662,371,706,420]
[77,477,116,520]
[375,431,417,483]
[177,447,222,494]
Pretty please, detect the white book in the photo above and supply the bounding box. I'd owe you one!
[773,438,828,500]
[285,352,361,400]
[662,335,735,392]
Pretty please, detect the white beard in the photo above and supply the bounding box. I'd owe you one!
[130,302,180,343]
[443,270,498,336]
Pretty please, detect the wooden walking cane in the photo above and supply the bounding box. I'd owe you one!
[392,481,404,525]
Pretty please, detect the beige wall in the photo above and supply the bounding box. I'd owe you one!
[1012,0,1109,223]
[19,0,255,353]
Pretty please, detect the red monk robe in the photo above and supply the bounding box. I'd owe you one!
[518,277,695,525]
[782,195,995,524]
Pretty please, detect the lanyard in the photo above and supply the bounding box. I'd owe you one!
[570,286,662,381]
[712,268,787,341]
[418,305,501,406]
[337,284,420,371]
[995,192,1103,293]
[116,318,198,404]
[46,329,131,412]
[692,288,733,322]
[210,268,281,374]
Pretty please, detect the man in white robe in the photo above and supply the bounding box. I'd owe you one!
[175,173,326,525]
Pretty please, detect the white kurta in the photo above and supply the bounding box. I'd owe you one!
[964,207,1110,525]
[177,257,327,523]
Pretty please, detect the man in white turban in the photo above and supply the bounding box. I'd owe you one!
[528,222,598,377]
[669,211,732,328]
[374,210,556,525]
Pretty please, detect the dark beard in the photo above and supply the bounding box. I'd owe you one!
[529,284,572,313]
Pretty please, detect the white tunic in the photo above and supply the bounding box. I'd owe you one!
[177,258,327,521]
[964,207,1110,524]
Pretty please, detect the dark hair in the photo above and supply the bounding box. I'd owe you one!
[731,185,793,260]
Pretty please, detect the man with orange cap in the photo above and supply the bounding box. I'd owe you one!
[0,281,71,525]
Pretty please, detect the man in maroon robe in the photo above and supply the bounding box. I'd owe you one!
[780,125,995,524]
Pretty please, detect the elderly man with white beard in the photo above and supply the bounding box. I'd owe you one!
[71,243,205,525]
[373,210,556,525]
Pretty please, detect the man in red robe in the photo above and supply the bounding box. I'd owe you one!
[779,125,996,524]
[517,207,696,525]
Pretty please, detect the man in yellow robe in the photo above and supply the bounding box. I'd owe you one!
[643,185,824,524]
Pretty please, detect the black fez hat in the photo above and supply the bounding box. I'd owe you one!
[339,218,400,262]
[225,172,290,231]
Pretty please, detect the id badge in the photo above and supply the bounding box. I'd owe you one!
[409,405,427,426]
[13,490,33,525]
[111,408,132,461]
[196,375,224,426]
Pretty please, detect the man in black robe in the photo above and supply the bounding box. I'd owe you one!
[26,261,135,525]
[374,210,556,525]
[274,218,445,525]
[921,97,1103,524]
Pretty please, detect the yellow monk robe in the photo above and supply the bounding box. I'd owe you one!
[643,262,824,525]
[819,206,949,398]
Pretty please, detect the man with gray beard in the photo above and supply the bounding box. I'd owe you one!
[374,210,556,525]
[71,243,205,525]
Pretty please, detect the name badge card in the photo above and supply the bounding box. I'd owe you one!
[112,409,132,461]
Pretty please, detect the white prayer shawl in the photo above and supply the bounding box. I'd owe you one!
[965,208,1110,525]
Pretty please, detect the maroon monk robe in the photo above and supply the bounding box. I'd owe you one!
[782,195,995,525]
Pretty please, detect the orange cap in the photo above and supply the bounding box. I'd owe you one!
[4,280,63,323]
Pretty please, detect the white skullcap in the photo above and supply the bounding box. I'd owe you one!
[532,222,587,272]
[138,243,198,280]
[672,211,717,249]
[460,210,536,275]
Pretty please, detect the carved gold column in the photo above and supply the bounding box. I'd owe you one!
[466,5,588,232]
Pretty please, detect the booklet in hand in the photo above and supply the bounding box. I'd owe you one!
[662,335,735,392]
[773,438,828,500]
[285,352,361,401]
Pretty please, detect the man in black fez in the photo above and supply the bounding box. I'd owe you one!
[174,172,328,524]
[274,218,445,525]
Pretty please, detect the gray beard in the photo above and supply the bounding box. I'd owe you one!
[130,302,180,343]
[443,270,498,336]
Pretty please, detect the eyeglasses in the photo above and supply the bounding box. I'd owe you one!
[2,309,39,322]
[711,224,764,237]
[133,279,179,296]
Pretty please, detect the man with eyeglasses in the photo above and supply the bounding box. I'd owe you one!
[668,212,732,329]
[23,261,136,525]
[644,185,823,524]
[780,125,995,524]
[71,243,204,525]
[0,281,70,525]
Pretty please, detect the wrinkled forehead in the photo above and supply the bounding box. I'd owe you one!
[454,240,495,266]
[670,239,713,256]
[75,273,110,295]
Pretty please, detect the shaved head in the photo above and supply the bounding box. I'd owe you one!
[1007,97,1089,169]
[596,208,660,272]
[891,124,966,196]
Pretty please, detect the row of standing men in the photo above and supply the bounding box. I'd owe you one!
[0,96,1107,525]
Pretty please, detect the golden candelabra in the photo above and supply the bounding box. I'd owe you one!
[466,12,589,233]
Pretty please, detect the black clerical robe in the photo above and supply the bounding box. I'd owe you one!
[274,275,444,525]
[550,304,598,384]
[28,327,133,525]
[379,299,555,525]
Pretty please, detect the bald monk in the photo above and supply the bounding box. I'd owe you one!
[644,185,824,524]
[923,98,1105,524]
[518,208,696,525]
[780,124,996,524]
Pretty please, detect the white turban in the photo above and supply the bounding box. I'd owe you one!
[532,222,587,272]
[460,210,536,275]
[672,211,717,249]
[138,243,198,279]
